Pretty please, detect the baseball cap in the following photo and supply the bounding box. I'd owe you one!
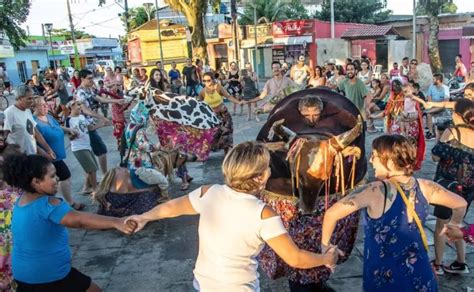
[327,59,336,65]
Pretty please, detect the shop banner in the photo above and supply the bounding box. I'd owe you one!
[0,44,14,58]
[272,20,314,38]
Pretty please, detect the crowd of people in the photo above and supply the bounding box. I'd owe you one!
[0,52,473,292]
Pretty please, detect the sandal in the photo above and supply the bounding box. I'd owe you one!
[180,182,190,191]
[71,202,85,211]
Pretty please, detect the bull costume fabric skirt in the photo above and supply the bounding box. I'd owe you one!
[258,192,359,284]
[154,119,217,161]
[211,105,233,151]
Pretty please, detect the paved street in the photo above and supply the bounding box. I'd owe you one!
[52,102,472,292]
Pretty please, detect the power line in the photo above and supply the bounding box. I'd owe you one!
[80,16,120,29]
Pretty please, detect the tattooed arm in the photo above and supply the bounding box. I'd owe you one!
[321,182,385,248]
[418,179,467,225]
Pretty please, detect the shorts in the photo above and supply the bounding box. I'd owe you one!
[14,267,91,292]
[52,160,71,181]
[73,149,98,173]
[4,81,10,88]
[58,94,71,105]
[433,191,473,220]
[89,130,107,156]
[374,100,386,110]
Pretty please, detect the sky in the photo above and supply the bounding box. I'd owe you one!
[23,0,473,39]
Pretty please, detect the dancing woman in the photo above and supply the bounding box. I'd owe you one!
[321,135,467,292]
[198,72,242,153]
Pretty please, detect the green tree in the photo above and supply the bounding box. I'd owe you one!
[315,0,392,24]
[283,0,310,20]
[0,0,31,49]
[51,28,95,40]
[418,0,454,73]
[416,1,457,15]
[120,6,157,31]
[238,0,290,25]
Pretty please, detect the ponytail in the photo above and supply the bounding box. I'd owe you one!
[2,154,51,192]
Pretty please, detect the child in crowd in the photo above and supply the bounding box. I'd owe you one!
[66,100,105,194]
[2,153,136,291]
[398,84,419,136]
[389,62,400,78]
[97,81,131,148]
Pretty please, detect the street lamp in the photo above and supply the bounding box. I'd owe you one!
[143,2,153,21]
[43,23,56,71]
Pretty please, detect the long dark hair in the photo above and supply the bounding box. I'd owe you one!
[2,154,52,193]
[455,98,474,129]
[150,68,166,91]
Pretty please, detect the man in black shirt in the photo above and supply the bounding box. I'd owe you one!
[182,58,199,97]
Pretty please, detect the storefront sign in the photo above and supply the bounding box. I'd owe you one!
[0,44,14,58]
[272,20,314,38]
[272,48,285,63]
[59,45,75,55]
[246,24,272,39]
[218,24,243,39]
[91,38,118,48]
[205,21,219,39]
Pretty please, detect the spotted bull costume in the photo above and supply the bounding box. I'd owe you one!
[256,88,367,285]
[128,87,220,161]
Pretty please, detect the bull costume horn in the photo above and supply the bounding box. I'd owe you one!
[329,115,363,151]
[268,119,297,146]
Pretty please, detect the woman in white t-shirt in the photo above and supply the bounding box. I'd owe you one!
[126,141,339,291]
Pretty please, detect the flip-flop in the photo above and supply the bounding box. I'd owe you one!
[71,202,85,211]
[180,182,190,191]
[187,176,194,183]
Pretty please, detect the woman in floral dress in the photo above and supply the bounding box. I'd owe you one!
[0,144,22,291]
[321,135,467,291]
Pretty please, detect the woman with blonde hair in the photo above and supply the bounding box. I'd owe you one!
[126,141,339,291]
[321,135,467,291]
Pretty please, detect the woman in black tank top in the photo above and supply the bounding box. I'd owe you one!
[226,62,243,115]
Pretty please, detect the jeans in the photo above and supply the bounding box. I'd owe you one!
[186,85,201,97]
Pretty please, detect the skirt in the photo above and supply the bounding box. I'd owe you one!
[212,105,233,151]
[154,119,217,161]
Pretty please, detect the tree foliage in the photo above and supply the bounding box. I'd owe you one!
[120,6,157,31]
[51,28,95,40]
[238,0,292,25]
[0,0,31,49]
[416,1,457,15]
[314,0,392,24]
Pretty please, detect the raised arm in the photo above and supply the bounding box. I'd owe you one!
[418,179,467,226]
[125,194,198,232]
[321,182,382,248]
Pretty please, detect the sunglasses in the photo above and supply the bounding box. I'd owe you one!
[411,62,417,65]
[203,79,212,83]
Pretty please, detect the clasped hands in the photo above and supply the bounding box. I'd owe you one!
[321,243,345,273]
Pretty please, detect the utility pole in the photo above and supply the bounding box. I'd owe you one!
[330,0,335,38]
[67,0,81,69]
[231,0,239,65]
[124,0,130,32]
[154,0,164,65]
[253,3,258,81]
[412,0,416,59]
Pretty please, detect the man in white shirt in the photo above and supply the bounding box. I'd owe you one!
[3,85,55,159]
[425,73,450,140]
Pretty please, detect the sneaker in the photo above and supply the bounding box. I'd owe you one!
[443,261,470,274]
[431,260,445,275]
[425,133,435,140]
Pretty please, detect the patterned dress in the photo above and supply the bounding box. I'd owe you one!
[0,185,22,291]
[363,181,437,292]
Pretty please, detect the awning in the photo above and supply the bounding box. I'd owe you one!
[341,25,400,40]
[273,36,312,46]
[240,38,273,49]
[462,25,474,39]
[0,45,14,58]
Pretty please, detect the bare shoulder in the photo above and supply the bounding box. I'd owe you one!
[261,205,278,220]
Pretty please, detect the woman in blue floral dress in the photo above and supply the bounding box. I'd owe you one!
[321,135,468,291]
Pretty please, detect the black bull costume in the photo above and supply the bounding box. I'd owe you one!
[256,88,367,285]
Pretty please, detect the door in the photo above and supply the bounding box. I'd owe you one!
[438,40,459,76]
[376,40,388,70]
[31,60,40,75]
[16,61,27,83]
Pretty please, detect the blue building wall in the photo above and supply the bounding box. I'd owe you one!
[0,49,49,86]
